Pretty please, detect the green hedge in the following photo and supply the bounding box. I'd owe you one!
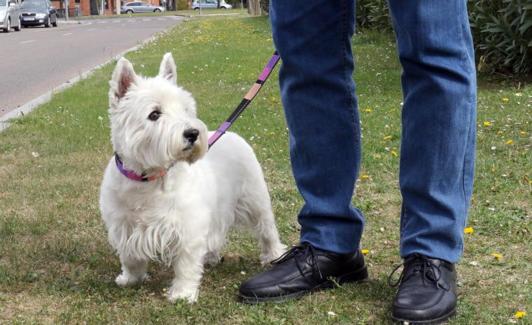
[354,0,531,75]
[356,0,391,31]
[469,0,531,75]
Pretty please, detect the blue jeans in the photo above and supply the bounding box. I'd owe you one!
[270,0,476,263]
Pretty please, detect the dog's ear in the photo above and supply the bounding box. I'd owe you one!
[110,57,137,104]
[158,53,177,84]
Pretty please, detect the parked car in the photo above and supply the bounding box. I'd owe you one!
[0,0,22,32]
[192,0,232,10]
[121,2,165,14]
[20,0,57,28]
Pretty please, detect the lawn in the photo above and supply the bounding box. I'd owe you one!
[0,15,530,324]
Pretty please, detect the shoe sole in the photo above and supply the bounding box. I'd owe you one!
[391,308,456,325]
[239,265,369,304]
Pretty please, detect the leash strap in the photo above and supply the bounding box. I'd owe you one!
[207,51,281,148]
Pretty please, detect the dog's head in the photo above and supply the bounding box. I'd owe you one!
[108,53,208,170]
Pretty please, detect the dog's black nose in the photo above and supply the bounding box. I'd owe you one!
[183,128,200,144]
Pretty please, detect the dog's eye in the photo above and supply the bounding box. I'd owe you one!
[148,110,161,121]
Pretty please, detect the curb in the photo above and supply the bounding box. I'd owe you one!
[0,23,179,133]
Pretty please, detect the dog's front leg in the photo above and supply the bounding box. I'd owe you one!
[167,242,206,303]
[115,255,149,287]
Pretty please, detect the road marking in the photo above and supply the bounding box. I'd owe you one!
[63,32,73,36]
[19,40,36,44]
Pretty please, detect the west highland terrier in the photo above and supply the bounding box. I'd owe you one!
[99,53,285,303]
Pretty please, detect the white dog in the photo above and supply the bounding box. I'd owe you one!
[99,53,285,303]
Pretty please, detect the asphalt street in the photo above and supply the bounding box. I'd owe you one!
[0,16,183,117]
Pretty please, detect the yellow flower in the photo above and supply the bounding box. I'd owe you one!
[514,311,526,319]
[361,249,370,255]
[383,135,393,141]
[491,253,503,261]
[364,108,372,113]
[502,97,509,102]
[483,121,492,127]
[360,174,370,181]
[391,149,398,157]
[506,140,514,145]
[464,227,474,234]
[520,131,527,136]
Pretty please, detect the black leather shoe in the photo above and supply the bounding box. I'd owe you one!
[389,254,457,324]
[239,243,368,303]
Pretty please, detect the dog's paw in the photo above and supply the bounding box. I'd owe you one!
[115,273,149,287]
[203,251,222,267]
[260,244,287,266]
[167,286,199,304]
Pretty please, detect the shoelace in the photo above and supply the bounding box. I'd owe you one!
[271,244,324,281]
[388,254,448,290]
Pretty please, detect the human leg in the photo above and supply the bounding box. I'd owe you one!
[388,0,476,322]
[272,0,364,254]
[239,0,369,303]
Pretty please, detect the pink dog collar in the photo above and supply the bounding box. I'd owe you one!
[115,154,166,182]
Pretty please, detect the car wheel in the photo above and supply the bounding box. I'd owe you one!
[44,17,50,28]
[126,9,133,14]
[4,18,10,33]
[153,8,161,12]
[14,18,21,31]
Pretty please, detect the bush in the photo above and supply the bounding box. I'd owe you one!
[356,0,391,31]
[469,0,531,75]
[353,0,531,75]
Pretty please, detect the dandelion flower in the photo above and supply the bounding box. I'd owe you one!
[364,108,372,113]
[464,227,474,234]
[361,249,370,255]
[483,121,493,127]
[360,174,370,181]
[383,135,393,141]
[390,149,398,157]
[514,311,526,319]
[502,97,510,102]
[491,253,503,261]
[506,140,514,145]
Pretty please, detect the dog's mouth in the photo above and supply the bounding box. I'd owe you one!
[182,144,193,151]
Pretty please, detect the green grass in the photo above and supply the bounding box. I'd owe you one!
[0,16,530,324]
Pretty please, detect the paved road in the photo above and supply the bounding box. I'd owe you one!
[0,16,183,117]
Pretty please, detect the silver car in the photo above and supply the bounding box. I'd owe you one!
[0,0,22,32]
[192,0,232,9]
[121,2,165,14]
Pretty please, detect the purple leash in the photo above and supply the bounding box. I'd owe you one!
[207,51,281,148]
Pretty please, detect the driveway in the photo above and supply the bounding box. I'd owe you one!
[0,16,184,118]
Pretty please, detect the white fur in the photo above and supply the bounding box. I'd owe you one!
[100,53,285,303]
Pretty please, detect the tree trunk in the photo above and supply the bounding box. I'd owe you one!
[248,0,261,16]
